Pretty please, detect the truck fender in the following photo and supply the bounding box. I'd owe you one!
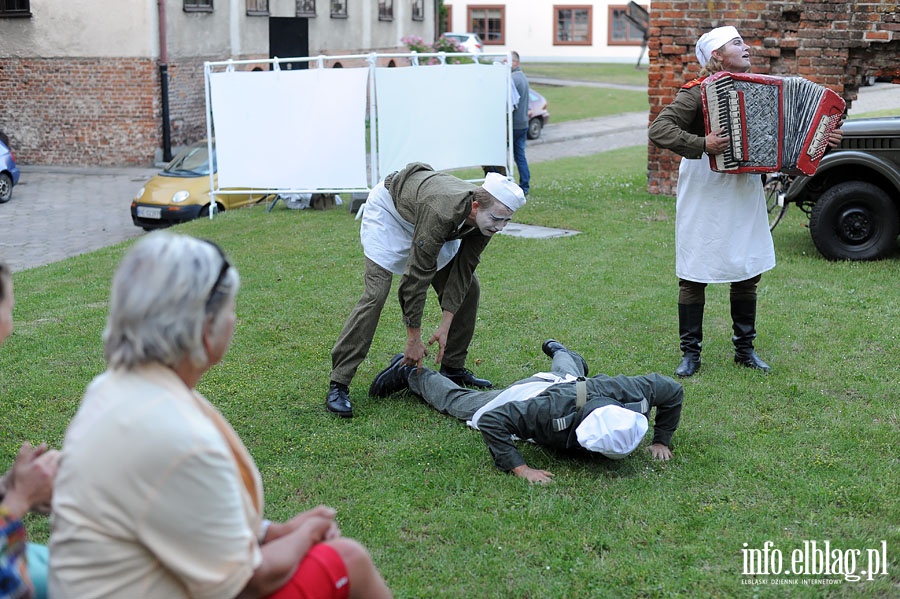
[785,150,900,201]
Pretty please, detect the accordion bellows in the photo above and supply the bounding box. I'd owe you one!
[701,71,846,176]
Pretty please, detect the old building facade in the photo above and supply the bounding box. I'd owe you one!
[441,1,651,64]
[0,0,434,166]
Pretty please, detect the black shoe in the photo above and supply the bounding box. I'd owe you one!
[541,339,589,376]
[735,351,771,372]
[439,365,492,388]
[369,354,412,397]
[674,354,700,378]
[325,382,353,417]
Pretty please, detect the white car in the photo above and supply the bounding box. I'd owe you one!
[442,32,483,54]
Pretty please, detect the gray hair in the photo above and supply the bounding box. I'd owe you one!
[103,232,240,370]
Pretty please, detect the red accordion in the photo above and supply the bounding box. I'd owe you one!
[701,71,845,176]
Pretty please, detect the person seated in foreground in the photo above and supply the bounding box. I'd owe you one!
[48,233,391,599]
[369,340,683,484]
[0,260,60,599]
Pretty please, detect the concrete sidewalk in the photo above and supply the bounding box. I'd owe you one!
[529,111,649,163]
[1,167,158,273]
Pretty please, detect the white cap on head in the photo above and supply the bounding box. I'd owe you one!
[695,25,741,67]
[482,172,526,211]
[575,404,648,459]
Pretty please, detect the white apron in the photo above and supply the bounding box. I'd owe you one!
[675,157,776,283]
[359,181,461,275]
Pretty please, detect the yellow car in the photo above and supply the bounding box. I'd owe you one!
[131,140,270,230]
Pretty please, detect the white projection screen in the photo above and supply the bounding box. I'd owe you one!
[374,62,509,174]
[205,55,510,195]
[210,67,370,190]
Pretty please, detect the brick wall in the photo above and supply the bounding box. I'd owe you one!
[0,58,159,166]
[166,58,216,155]
[0,55,256,167]
[648,1,900,196]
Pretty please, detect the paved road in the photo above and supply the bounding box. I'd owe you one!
[2,81,897,273]
[1,166,158,272]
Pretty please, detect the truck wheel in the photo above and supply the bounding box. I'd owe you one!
[809,181,899,260]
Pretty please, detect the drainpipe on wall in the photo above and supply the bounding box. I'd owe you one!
[158,0,173,162]
[434,0,440,39]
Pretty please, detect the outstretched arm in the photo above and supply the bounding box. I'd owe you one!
[646,373,683,453]
[477,408,557,484]
[425,310,454,365]
[511,464,555,484]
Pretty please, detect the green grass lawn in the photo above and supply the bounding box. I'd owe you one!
[524,62,649,87]
[3,146,898,597]
[525,62,649,122]
[533,84,648,122]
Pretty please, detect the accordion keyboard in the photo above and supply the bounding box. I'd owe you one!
[706,76,746,171]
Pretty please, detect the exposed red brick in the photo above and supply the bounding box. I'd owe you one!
[648,0,900,196]
[0,55,258,166]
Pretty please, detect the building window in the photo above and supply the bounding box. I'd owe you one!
[184,0,213,12]
[330,0,346,18]
[412,0,424,22]
[443,4,452,33]
[247,0,268,16]
[0,0,30,17]
[554,5,591,46]
[297,0,316,16]
[468,6,504,45]
[378,0,392,21]
[609,4,647,45]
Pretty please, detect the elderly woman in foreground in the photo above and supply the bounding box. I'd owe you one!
[48,233,391,599]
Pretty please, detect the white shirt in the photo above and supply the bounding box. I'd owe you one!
[359,180,461,275]
[49,364,262,599]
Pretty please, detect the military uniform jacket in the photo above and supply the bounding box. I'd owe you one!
[647,79,707,159]
[386,163,491,329]
[476,373,683,472]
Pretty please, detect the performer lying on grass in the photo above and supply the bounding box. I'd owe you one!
[369,340,683,483]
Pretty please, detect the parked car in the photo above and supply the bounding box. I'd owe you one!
[772,116,900,260]
[0,137,21,204]
[527,89,550,140]
[441,32,483,54]
[131,140,271,230]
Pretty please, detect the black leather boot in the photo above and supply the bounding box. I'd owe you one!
[674,303,703,378]
[439,365,492,388]
[541,339,589,376]
[731,299,771,372]
[369,354,414,397]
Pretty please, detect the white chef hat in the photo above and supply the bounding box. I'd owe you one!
[575,404,648,459]
[695,26,741,67]
[482,172,526,211]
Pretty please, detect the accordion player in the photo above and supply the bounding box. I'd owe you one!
[701,71,845,176]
